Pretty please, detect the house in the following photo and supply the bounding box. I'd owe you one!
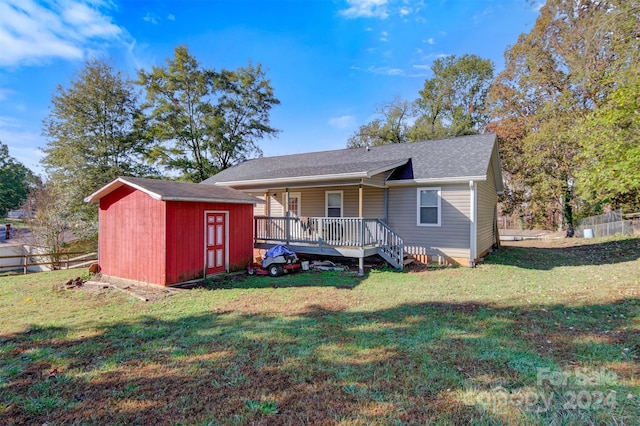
[85,177,261,286]
[202,134,503,273]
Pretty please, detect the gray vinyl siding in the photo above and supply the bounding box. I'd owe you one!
[388,184,471,260]
[263,186,384,218]
[476,157,498,256]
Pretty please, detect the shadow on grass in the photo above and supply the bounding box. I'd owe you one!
[1,297,638,425]
[200,270,364,291]
[486,237,640,270]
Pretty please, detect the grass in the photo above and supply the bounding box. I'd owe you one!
[2,218,26,227]
[0,236,638,425]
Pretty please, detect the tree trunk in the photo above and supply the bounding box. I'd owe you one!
[562,180,574,238]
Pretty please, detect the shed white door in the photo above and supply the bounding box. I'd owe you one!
[205,212,226,275]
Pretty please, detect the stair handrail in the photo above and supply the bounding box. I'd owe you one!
[375,219,404,269]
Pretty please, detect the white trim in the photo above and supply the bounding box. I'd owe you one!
[416,187,441,227]
[203,210,229,276]
[84,177,261,204]
[211,160,409,188]
[387,176,487,186]
[325,190,344,218]
[469,180,477,267]
[226,181,374,192]
[162,196,262,204]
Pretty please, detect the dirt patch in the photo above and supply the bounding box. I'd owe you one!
[84,274,185,301]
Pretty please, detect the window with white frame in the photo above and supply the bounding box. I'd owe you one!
[326,191,343,217]
[417,187,441,226]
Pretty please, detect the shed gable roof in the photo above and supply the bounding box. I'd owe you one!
[203,134,500,187]
[85,176,262,204]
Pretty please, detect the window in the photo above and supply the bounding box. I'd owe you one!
[283,192,301,217]
[417,187,441,226]
[326,191,343,217]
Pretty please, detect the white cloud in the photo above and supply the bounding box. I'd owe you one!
[424,37,435,45]
[367,65,405,76]
[143,12,159,25]
[340,0,389,19]
[412,64,430,70]
[0,88,15,101]
[380,30,388,42]
[328,115,356,129]
[0,0,125,68]
[167,14,175,21]
[0,117,45,174]
[399,7,411,16]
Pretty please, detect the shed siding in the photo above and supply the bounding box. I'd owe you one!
[263,186,384,218]
[388,185,471,260]
[98,185,166,285]
[165,202,254,283]
[476,158,498,257]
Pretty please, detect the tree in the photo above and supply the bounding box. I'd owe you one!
[26,182,73,267]
[42,58,154,239]
[0,142,35,218]
[577,75,640,212]
[138,46,279,182]
[347,97,412,148]
[488,0,640,233]
[212,63,280,170]
[414,54,494,138]
[347,55,493,148]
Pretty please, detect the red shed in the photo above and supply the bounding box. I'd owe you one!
[85,177,260,286]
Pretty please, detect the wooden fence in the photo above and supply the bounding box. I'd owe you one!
[0,251,97,275]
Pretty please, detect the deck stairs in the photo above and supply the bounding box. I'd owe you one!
[374,220,405,269]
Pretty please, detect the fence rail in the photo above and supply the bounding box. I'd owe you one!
[0,251,97,275]
[576,209,640,238]
[576,221,635,238]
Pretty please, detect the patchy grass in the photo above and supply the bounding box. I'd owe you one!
[3,218,26,227]
[0,236,638,425]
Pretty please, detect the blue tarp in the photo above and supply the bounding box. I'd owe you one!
[264,245,295,259]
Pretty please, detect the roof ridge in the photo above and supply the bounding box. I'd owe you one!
[229,133,495,164]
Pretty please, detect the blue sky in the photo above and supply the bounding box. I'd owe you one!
[0,0,540,176]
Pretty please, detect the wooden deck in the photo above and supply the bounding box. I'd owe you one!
[254,216,404,274]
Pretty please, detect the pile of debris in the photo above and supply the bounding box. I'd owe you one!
[62,276,86,289]
[309,260,349,272]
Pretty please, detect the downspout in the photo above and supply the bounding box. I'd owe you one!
[469,180,477,267]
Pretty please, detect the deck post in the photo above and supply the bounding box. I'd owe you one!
[358,256,364,276]
[358,183,363,218]
[285,217,290,245]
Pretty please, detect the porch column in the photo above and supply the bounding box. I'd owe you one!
[284,188,290,216]
[285,188,290,244]
[358,183,363,217]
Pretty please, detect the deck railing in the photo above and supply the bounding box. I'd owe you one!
[254,216,404,268]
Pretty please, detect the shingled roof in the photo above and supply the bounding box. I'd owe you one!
[203,134,500,187]
[85,176,262,204]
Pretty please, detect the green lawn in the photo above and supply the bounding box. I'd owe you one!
[1,236,638,425]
